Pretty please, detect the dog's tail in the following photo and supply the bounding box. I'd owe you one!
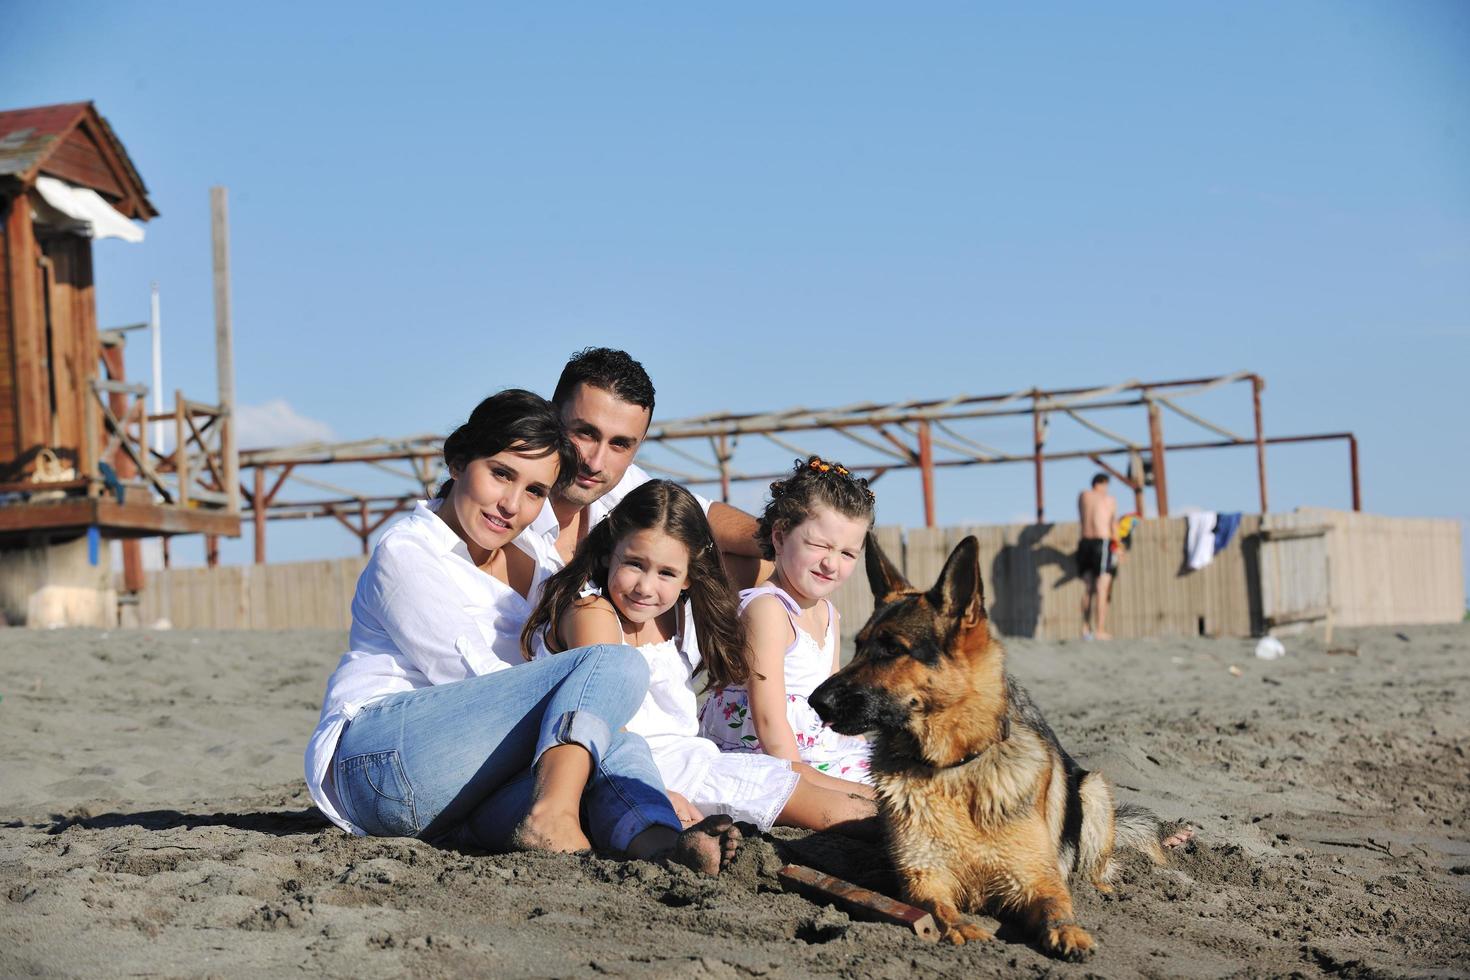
[1113,801,1167,865]
[1074,775,1169,887]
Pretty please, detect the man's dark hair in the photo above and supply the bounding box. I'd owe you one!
[1092,473,1110,487]
[552,348,656,412]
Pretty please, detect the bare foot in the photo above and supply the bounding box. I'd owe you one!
[1162,827,1196,850]
[1094,630,1112,641]
[667,815,741,876]
[509,806,591,853]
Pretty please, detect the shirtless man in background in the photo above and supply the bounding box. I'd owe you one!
[1077,473,1118,640]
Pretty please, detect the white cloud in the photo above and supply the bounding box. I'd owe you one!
[234,399,335,450]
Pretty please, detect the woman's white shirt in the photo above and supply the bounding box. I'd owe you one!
[303,498,554,834]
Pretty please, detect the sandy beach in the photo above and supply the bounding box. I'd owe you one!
[1,622,1466,978]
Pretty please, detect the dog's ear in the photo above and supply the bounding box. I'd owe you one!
[865,530,910,600]
[927,536,986,627]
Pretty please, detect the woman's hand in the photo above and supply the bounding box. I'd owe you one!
[667,791,704,828]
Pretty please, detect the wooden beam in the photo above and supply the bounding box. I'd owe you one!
[7,193,49,458]
[184,407,227,489]
[777,865,938,942]
[211,187,239,515]
[93,382,173,502]
[0,498,242,536]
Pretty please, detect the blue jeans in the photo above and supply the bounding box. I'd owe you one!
[333,643,679,852]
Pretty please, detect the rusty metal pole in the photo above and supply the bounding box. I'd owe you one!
[1032,395,1045,523]
[716,434,731,504]
[1128,450,1146,516]
[1349,435,1361,511]
[253,465,267,564]
[1146,396,1170,518]
[1252,375,1268,514]
[205,534,219,568]
[359,499,371,555]
[917,420,935,528]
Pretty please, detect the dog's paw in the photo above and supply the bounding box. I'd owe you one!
[941,922,994,946]
[1162,827,1196,851]
[1042,922,1095,961]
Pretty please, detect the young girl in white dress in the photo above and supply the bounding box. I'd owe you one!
[699,456,875,785]
[522,479,878,837]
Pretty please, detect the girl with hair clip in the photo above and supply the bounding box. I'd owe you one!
[523,480,878,838]
[304,390,738,876]
[698,456,876,786]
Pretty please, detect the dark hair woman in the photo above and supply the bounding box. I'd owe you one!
[303,389,737,874]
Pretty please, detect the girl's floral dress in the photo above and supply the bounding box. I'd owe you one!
[697,584,872,784]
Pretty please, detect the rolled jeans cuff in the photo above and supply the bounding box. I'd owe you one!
[607,808,681,854]
[536,710,613,768]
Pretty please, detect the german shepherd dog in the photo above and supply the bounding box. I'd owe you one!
[809,535,1174,959]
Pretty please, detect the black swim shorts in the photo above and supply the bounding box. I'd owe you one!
[1076,537,1109,577]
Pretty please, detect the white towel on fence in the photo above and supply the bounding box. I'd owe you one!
[1185,511,1217,570]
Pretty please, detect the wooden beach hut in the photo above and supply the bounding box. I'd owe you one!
[0,102,239,625]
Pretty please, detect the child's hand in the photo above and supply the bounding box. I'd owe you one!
[667,791,704,827]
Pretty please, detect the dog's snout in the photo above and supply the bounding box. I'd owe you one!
[811,674,892,736]
[809,677,841,724]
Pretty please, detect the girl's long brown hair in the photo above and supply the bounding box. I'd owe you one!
[521,480,749,691]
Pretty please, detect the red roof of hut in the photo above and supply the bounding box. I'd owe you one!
[0,101,158,220]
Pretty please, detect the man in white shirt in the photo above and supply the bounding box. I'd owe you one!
[520,348,769,586]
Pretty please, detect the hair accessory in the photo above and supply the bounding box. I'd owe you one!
[802,455,873,501]
[807,457,852,477]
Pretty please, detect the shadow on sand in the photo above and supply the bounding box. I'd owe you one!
[46,806,332,837]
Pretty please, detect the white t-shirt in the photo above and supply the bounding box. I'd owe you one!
[517,462,713,574]
[303,498,553,834]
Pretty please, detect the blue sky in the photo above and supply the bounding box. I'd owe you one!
[3,3,1467,581]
